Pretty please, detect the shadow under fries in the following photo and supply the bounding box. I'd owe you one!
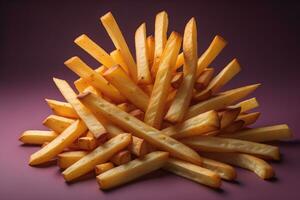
[63,171,96,185]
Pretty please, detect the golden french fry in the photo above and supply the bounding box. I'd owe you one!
[19,130,58,145]
[135,23,152,84]
[233,97,259,113]
[140,84,153,96]
[237,112,260,127]
[45,99,78,118]
[53,78,106,139]
[62,133,132,182]
[103,65,149,111]
[117,103,137,113]
[78,92,203,165]
[171,72,183,89]
[129,109,145,121]
[82,85,102,97]
[95,162,114,175]
[110,150,131,165]
[220,124,292,142]
[57,151,88,169]
[181,136,280,160]
[43,115,75,133]
[202,152,274,179]
[164,158,221,188]
[202,157,236,180]
[110,49,129,74]
[29,120,87,165]
[221,120,245,133]
[100,12,137,82]
[174,52,184,70]
[97,151,169,189]
[78,136,98,150]
[219,107,241,129]
[196,35,227,77]
[144,32,182,128]
[195,68,215,91]
[146,35,155,66]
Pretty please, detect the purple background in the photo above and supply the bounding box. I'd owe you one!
[1,0,300,199]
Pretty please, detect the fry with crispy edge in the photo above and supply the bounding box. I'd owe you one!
[29,120,87,165]
[62,133,132,182]
[45,99,78,118]
[110,49,129,73]
[165,18,198,123]
[53,78,106,139]
[237,112,260,127]
[95,162,114,175]
[19,130,58,145]
[174,52,184,70]
[97,151,169,189]
[146,35,155,66]
[57,151,88,169]
[171,72,183,89]
[101,12,137,82]
[202,157,236,180]
[117,103,137,113]
[181,136,280,160]
[219,107,241,129]
[233,97,259,113]
[78,134,98,150]
[64,57,125,103]
[103,65,149,111]
[110,150,131,165]
[220,124,292,142]
[195,68,215,91]
[202,152,274,179]
[129,109,145,121]
[78,92,203,165]
[43,115,75,133]
[164,158,221,188]
[185,84,260,119]
[221,120,245,133]
[144,32,182,128]
[135,23,152,84]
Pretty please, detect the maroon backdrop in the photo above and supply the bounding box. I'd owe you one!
[1,0,300,199]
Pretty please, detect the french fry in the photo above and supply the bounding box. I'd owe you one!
[129,109,145,121]
[62,133,132,182]
[202,152,274,179]
[110,150,131,165]
[78,92,203,165]
[219,107,241,129]
[103,65,149,111]
[110,49,129,74]
[161,110,220,139]
[165,18,198,123]
[144,32,182,128]
[164,158,221,188]
[233,97,259,113]
[53,78,107,139]
[146,35,155,66]
[117,103,137,113]
[181,136,280,160]
[97,151,169,189]
[196,35,227,77]
[74,34,116,67]
[57,151,88,169]
[45,99,78,118]
[135,23,152,84]
[100,12,137,82]
[174,52,184,70]
[185,84,260,119]
[194,59,241,101]
[237,112,261,127]
[43,115,75,133]
[140,84,154,96]
[29,120,87,165]
[82,85,102,97]
[202,157,236,180]
[195,68,214,91]
[95,162,114,175]
[220,124,292,142]
[64,57,125,103]
[78,136,98,150]
[19,130,58,145]
[221,120,245,133]
[171,72,183,89]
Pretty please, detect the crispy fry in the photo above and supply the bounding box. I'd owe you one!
[45,99,78,118]
[221,120,245,133]
[82,85,102,97]
[95,162,114,175]
[78,92,203,165]
[129,109,145,121]
[29,120,87,165]
[171,72,183,89]
[219,107,241,129]
[62,133,132,182]
[19,130,58,145]
[195,68,215,91]
[110,49,129,74]
[117,103,137,113]
[146,35,155,66]
[58,151,88,169]
[174,52,184,71]
[202,157,236,180]
[78,135,98,150]
[234,97,259,113]
[43,115,75,133]
[97,151,169,189]
[110,150,131,165]
[237,112,260,127]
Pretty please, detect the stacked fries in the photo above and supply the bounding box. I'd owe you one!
[19,11,293,190]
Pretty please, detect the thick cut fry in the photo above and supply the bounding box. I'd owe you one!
[78,136,98,150]
[64,57,125,103]
[129,109,145,121]
[82,85,102,97]
[110,150,131,165]
[144,32,182,128]
[29,120,87,165]
[97,151,169,189]
[19,130,58,145]
[164,158,221,188]
[117,103,137,113]
[233,97,259,113]
[78,92,202,165]
[146,35,155,65]
[74,78,90,93]
[103,65,149,111]
[53,78,106,139]
[161,110,220,139]
[186,84,260,119]
[165,18,198,123]
[74,34,116,67]
[101,12,137,82]
[220,124,292,142]
[135,23,152,84]
[171,72,183,89]
[57,151,88,169]
[194,59,241,101]
[45,99,78,118]
[151,11,169,76]
[62,133,132,182]
[196,35,227,77]
[202,157,236,180]
[174,52,184,70]
[95,162,114,175]
[237,112,260,126]
[110,49,129,74]
[182,136,280,160]
[202,152,274,179]
[43,115,75,133]
[219,107,241,129]
[195,68,215,91]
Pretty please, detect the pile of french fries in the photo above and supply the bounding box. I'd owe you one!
[20,11,293,190]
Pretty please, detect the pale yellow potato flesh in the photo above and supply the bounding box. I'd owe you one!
[29,120,87,165]
[95,162,114,175]
[110,49,129,74]
[164,158,221,188]
[97,151,169,189]
[57,151,88,169]
[110,150,131,165]
[43,115,75,133]
[202,157,236,180]
[78,92,203,165]
[62,133,132,182]
[45,99,78,118]
[146,35,155,66]
[19,130,58,145]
